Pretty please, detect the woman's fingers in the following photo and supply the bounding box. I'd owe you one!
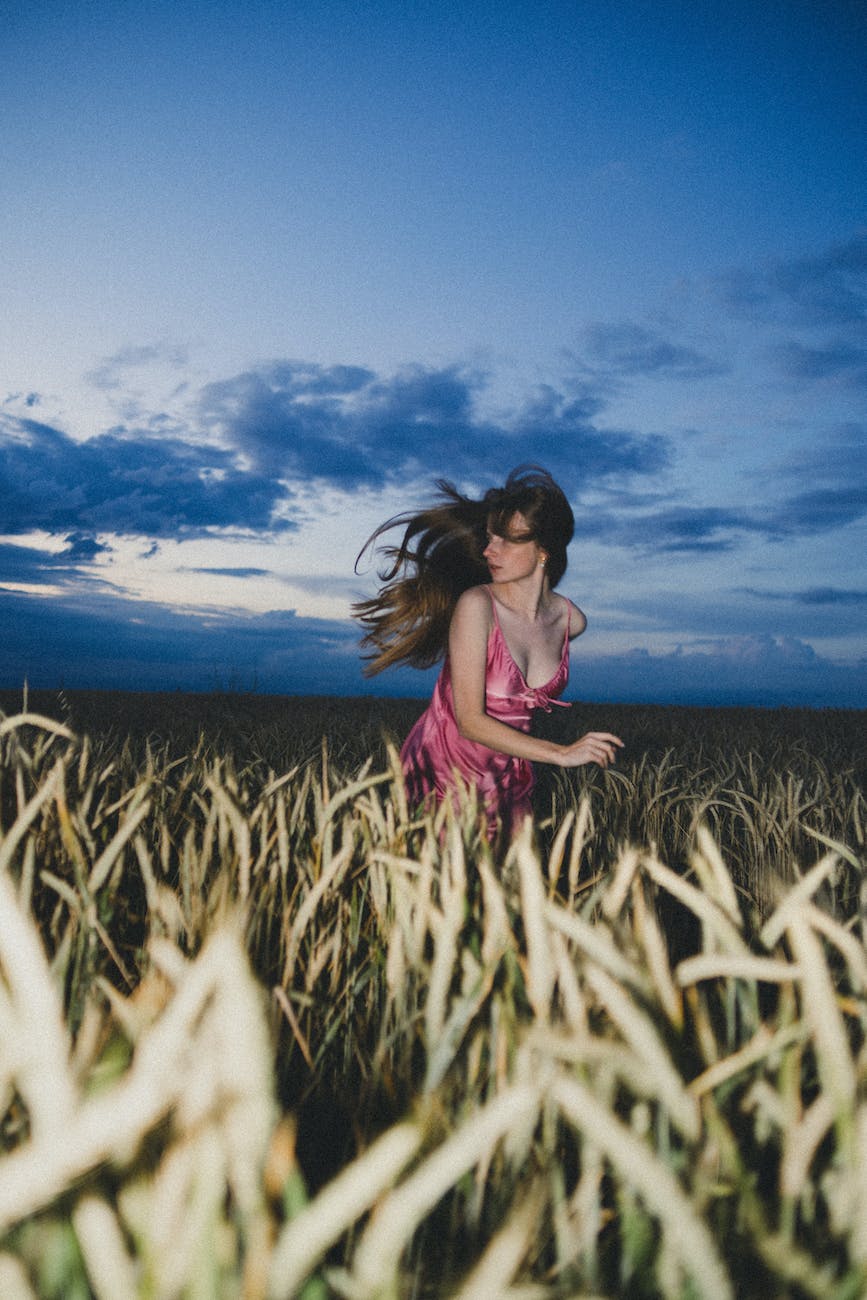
[587,731,624,750]
[564,731,625,768]
[583,732,624,763]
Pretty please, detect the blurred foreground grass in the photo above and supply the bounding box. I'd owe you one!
[0,689,864,1297]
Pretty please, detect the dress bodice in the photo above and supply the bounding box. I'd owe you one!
[400,586,572,835]
[483,591,570,730]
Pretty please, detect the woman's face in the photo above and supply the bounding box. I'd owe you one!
[483,511,545,582]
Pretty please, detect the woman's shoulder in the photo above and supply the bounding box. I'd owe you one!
[560,594,587,638]
[452,584,496,631]
[456,583,494,612]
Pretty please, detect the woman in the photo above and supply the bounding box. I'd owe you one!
[354,465,623,835]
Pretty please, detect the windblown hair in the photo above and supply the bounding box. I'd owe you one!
[353,465,575,675]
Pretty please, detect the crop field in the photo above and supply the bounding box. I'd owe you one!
[0,687,865,1298]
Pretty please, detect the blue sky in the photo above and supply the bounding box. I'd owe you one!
[1,0,865,707]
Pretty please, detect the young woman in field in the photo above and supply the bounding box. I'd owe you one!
[354,465,623,837]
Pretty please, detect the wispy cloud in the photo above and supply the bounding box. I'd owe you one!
[769,339,867,387]
[768,424,867,536]
[615,583,867,642]
[770,484,867,535]
[597,420,867,553]
[3,392,40,409]
[573,503,765,553]
[582,323,727,379]
[740,586,867,606]
[721,234,867,328]
[572,468,867,553]
[184,566,272,579]
[84,343,190,392]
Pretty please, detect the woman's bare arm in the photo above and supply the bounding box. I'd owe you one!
[449,589,623,768]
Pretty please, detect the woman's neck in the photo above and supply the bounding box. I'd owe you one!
[489,573,552,621]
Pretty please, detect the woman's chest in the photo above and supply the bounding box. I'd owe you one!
[492,613,565,689]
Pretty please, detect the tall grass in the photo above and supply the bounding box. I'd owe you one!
[0,691,864,1297]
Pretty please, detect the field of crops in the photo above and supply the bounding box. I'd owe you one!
[0,687,865,1298]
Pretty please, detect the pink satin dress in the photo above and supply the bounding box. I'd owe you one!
[400,587,571,834]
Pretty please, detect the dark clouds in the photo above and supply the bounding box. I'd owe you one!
[0,586,415,697]
[0,534,114,590]
[3,585,863,708]
[197,362,670,491]
[5,331,866,573]
[0,414,292,537]
[572,636,867,709]
[1,365,672,543]
[4,360,863,561]
[2,330,864,708]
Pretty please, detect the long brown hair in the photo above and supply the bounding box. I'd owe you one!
[353,465,574,675]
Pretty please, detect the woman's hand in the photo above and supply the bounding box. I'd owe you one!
[558,731,624,769]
